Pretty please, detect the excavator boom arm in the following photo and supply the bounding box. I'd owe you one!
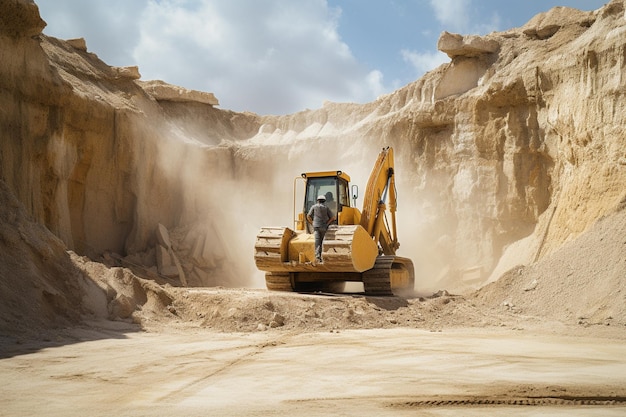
[359,147,399,255]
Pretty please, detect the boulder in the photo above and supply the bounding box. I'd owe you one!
[66,38,87,51]
[438,31,499,58]
[522,6,596,40]
[113,66,140,80]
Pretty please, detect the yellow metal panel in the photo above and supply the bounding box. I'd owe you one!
[347,225,378,271]
[288,233,316,263]
[302,171,351,182]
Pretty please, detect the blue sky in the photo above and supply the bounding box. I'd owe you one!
[36,0,608,115]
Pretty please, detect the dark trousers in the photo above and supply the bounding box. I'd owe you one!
[313,226,327,261]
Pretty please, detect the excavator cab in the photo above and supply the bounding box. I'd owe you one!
[301,171,350,232]
[300,171,359,232]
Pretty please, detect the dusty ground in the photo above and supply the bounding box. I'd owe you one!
[1,289,625,417]
[0,310,625,417]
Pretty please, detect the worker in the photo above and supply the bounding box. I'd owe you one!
[307,195,336,264]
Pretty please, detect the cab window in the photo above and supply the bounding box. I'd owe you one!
[338,178,349,208]
[305,178,337,211]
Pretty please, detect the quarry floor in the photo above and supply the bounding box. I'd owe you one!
[1,291,625,417]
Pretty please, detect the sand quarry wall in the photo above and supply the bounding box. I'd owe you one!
[0,0,625,304]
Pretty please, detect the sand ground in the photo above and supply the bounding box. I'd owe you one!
[1,315,624,417]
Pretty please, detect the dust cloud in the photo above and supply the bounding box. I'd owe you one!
[140,103,512,295]
[145,114,440,291]
[147,113,461,294]
[393,156,459,295]
[224,139,388,289]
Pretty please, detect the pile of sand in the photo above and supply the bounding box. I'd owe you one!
[0,180,175,338]
[0,180,83,337]
[474,203,626,327]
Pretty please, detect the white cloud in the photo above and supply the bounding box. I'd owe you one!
[37,0,147,66]
[428,0,502,35]
[429,0,472,32]
[365,70,386,98]
[401,49,449,75]
[37,0,389,115]
[132,0,384,114]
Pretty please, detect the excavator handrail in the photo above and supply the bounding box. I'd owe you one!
[293,175,306,230]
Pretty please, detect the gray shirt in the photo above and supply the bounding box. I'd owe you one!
[307,202,334,228]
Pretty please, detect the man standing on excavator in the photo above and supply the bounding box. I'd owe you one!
[307,195,336,264]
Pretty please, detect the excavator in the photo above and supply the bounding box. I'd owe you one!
[254,146,415,296]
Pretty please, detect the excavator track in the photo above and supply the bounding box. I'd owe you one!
[262,252,415,296]
[264,272,295,292]
[363,256,415,296]
[362,257,394,295]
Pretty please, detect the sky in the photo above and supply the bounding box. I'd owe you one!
[36,0,608,115]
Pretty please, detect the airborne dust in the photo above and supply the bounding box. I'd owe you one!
[149,113,458,293]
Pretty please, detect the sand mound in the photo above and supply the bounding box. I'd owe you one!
[71,253,175,324]
[0,180,84,337]
[474,204,626,327]
[0,179,177,338]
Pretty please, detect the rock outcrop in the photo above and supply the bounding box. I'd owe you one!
[438,31,500,58]
[139,80,219,105]
[0,0,625,301]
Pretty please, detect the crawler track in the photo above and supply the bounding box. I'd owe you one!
[263,255,415,296]
[363,256,415,296]
[362,256,394,295]
[264,272,294,292]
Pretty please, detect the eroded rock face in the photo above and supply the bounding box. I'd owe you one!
[0,0,259,287]
[0,179,84,336]
[1,0,625,293]
[240,0,626,289]
[522,6,597,39]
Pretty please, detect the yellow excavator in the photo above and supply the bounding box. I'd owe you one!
[254,146,415,296]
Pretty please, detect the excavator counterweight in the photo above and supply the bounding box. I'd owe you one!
[254,147,415,296]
